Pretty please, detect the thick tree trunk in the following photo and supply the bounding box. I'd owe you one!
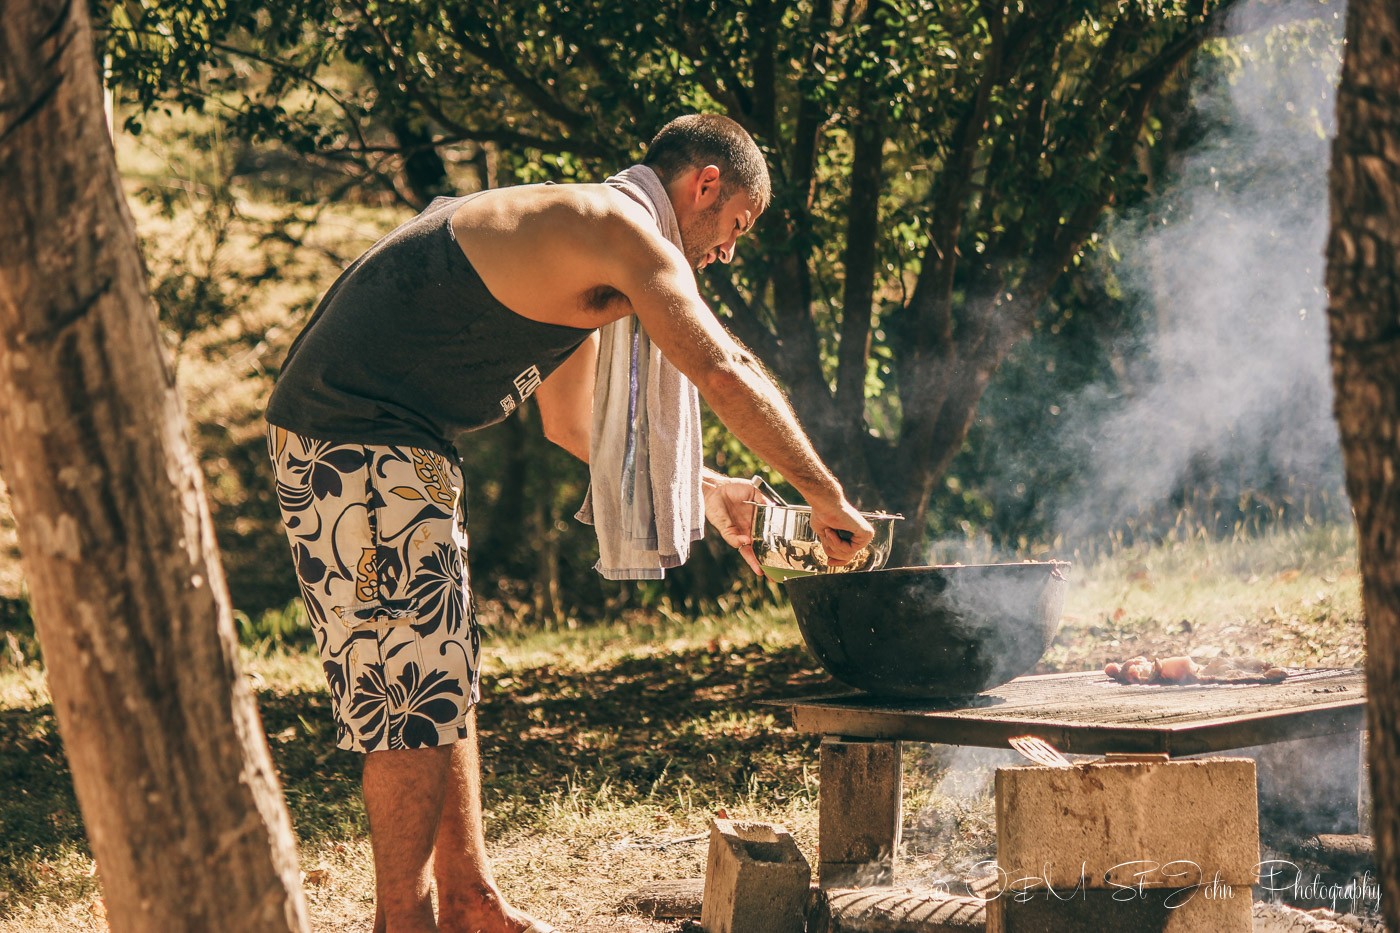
[0,1,309,931]
[1324,0,1400,927]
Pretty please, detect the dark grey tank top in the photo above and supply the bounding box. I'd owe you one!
[266,195,595,457]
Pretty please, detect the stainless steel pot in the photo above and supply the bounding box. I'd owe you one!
[748,478,901,582]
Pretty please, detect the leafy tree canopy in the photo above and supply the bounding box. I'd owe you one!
[101,0,1327,552]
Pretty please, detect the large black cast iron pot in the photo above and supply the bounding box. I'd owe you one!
[784,561,1070,698]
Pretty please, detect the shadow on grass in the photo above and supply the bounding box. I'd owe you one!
[477,641,834,809]
[0,639,838,912]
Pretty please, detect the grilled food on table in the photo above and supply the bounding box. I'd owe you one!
[1103,654,1287,685]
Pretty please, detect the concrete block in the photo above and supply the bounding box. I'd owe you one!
[987,883,1253,932]
[701,819,811,933]
[995,757,1259,889]
[820,737,902,887]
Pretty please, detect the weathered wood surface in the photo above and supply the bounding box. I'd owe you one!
[784,670,1366,756]
[620,879,705,919]
[1313,834,1377,865]
[0,1,308,930]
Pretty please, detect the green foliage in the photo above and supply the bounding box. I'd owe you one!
[88,0,1347,613]
[233,599,312,649]
[945,17,1346,555]
[94,2,1255,505]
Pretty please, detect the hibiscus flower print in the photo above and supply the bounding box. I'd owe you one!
[406,542,465,637]
[410,449,457,508]
[289,441,369,500]
[346,655,390,750]
[387,662,465,749]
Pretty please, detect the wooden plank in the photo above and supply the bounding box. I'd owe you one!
[784,670,1364,724]
[790,703,1364,756]
[787,670,1362,715]
[619,879,704,919]
[779,669,1366,755]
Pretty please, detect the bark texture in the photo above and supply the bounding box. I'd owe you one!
[0,1,309,930]
[1324,0,1400,927]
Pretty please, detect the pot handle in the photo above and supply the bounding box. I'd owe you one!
[749,475,790,507]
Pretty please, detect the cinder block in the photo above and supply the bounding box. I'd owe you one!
[819,737,902,887]
[995,757,1259,889]
[701,819,811,933]
[987,882,1253,932]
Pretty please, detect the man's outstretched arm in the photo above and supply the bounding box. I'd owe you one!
[604,218,874,561]
[536,327,779,573]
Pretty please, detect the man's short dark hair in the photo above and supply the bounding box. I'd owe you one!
[643,114,772,212]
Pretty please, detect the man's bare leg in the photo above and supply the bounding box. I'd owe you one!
[434,712,542,933]
[365,744,454,933]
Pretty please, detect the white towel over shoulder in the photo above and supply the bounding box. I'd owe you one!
[575,165,704,579]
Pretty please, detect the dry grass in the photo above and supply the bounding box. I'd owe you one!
[0,528,1367,932]
[1050,523,1363,672]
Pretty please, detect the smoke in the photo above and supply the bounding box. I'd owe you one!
[1054,0,1347,544]
[904,0,1353,886]
[905,745,1024,887]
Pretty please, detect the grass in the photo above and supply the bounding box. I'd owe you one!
[1051,522,1362,672]
[0,526,1367,931]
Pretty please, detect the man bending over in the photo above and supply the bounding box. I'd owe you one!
[265,114,873,933]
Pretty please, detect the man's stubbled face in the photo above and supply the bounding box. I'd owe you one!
[680,189,757,271]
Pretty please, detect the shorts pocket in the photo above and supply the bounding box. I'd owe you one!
[335,600,421,628]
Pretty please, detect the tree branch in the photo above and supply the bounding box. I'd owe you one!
[439,9,594,136]
[785,0,835,209]
[751,0,782,140]
[900,6,1024,355]
[576,41,651,125]
[111,28,373,153]
[677,25,750,125]
[766,0,834,346]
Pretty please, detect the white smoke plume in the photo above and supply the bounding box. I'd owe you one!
[1056,0,1347,542]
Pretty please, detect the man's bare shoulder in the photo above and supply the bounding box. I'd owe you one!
[458,183,668,259]
[447,182,682,328]
[536,184,671,252]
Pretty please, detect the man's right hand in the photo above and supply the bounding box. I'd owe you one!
[809,496,875,566]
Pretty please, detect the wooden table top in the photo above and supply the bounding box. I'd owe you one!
[780,668,1366,756]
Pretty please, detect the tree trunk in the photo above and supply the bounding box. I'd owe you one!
[392,115,455,208]
[0,1,309,931]
[1324,0,1400,927]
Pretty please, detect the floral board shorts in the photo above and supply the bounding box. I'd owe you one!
[267,425,481,754]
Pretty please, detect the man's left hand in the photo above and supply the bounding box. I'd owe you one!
[703,475,764,575]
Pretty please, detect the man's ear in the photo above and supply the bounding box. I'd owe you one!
[693,164,723,207]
